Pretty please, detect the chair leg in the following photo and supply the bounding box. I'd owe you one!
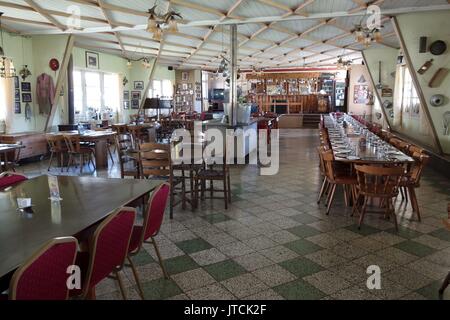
[227,173,232,203]
[358,197,368,229]
[127,256,144,300]
[47,152,54,171]
[79,154,83,174]
[317,178,327,204]
[408,187,421,222]
[223,177,228,210]
[67,155,72,172]
[151,238,170,279]
[326,184,337,215]
[210,180,214,198]
[388,199,398,231]
[169,182,174,220]
[114,271,128,300]
[60,153,65,172]
[439,272,450,299]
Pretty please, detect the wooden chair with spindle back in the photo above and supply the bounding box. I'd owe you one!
[111,124,128,135]
[353,165,405,231]
[407,144,426,157]
[116,133,139,179]
[46,134,67,172]
[321,149,357,215]
[399,152,430,222]
[63,135,96,174]
[138,142,185,219]
[389,137,410,153]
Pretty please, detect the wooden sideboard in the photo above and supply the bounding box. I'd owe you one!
[0,132,48,160]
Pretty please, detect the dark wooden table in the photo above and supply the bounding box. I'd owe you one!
[49,131,116,168]
[0,143,25,171]
[0,175,163,283]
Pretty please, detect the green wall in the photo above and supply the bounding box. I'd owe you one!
[395,11,450,154]
[0,33,175,133]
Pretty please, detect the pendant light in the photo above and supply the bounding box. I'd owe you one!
[0,12,16,78]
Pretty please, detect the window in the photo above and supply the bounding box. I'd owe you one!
[149,79,173,99]
[73,69,120,119]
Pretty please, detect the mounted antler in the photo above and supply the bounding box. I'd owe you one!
[148,5,158,16]
[164,10,182,23]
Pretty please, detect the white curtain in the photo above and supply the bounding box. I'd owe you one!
[0,76,14,133]
[393,64,403,127]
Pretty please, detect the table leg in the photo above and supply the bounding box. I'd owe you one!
[94,140,108,169]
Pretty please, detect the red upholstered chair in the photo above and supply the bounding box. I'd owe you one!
[126,183,170,299]
[72,207,136,300]
[0,172,28,190]
[8,237,78,300]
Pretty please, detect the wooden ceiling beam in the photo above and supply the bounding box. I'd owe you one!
[23,0,66,30]
[96,0,126,54]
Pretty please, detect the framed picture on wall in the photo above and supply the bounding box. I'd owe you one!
[131,91,141,100]
[353,85,368,104]
[131,99,139,109]
[22,93,32,103]
[134,81,144,90]
[86,51,99,69]
[15,89,20,102]
[123,91,130,101]
[181,72,189,81]
[14,102,21,114]
[123,100,130,109]
[21,82,31,92]
[14,76,19,89]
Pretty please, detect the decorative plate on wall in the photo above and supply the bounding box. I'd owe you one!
[430,40,447,56]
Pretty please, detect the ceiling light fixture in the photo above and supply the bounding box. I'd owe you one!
[146,3,182,41]
[354,17,383,47]
[0,12,16,78]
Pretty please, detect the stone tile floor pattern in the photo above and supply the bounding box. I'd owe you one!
[17,129,450,300]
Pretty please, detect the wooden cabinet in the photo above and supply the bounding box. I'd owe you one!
[0,132,48,160]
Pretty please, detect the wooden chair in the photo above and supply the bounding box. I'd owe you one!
[407,144,426,156]
[63,135,96,174]
[321,149,357,215]
[93,128,115,163]
[379,130,393,142]
[194,147,231,210]
[8,237,78,300]
[138,142,185,219]
[111,124,128,134]
[399,152,430,222]
[389,137,410,153]
[116,133,139,179]
[46,134,68,172]
[353,165,405,231]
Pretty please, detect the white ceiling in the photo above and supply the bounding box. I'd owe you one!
[0,0,448,70]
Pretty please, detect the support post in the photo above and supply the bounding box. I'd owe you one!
[138,58,158,114]
[230,24,238,126]
[44,35,75,132]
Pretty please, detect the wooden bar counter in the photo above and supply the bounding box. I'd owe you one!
[253,94,330,114]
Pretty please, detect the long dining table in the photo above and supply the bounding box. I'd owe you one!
[0,175,163,290]
[323,114,415,165]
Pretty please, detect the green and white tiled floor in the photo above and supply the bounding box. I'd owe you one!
[18,129,450,300]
